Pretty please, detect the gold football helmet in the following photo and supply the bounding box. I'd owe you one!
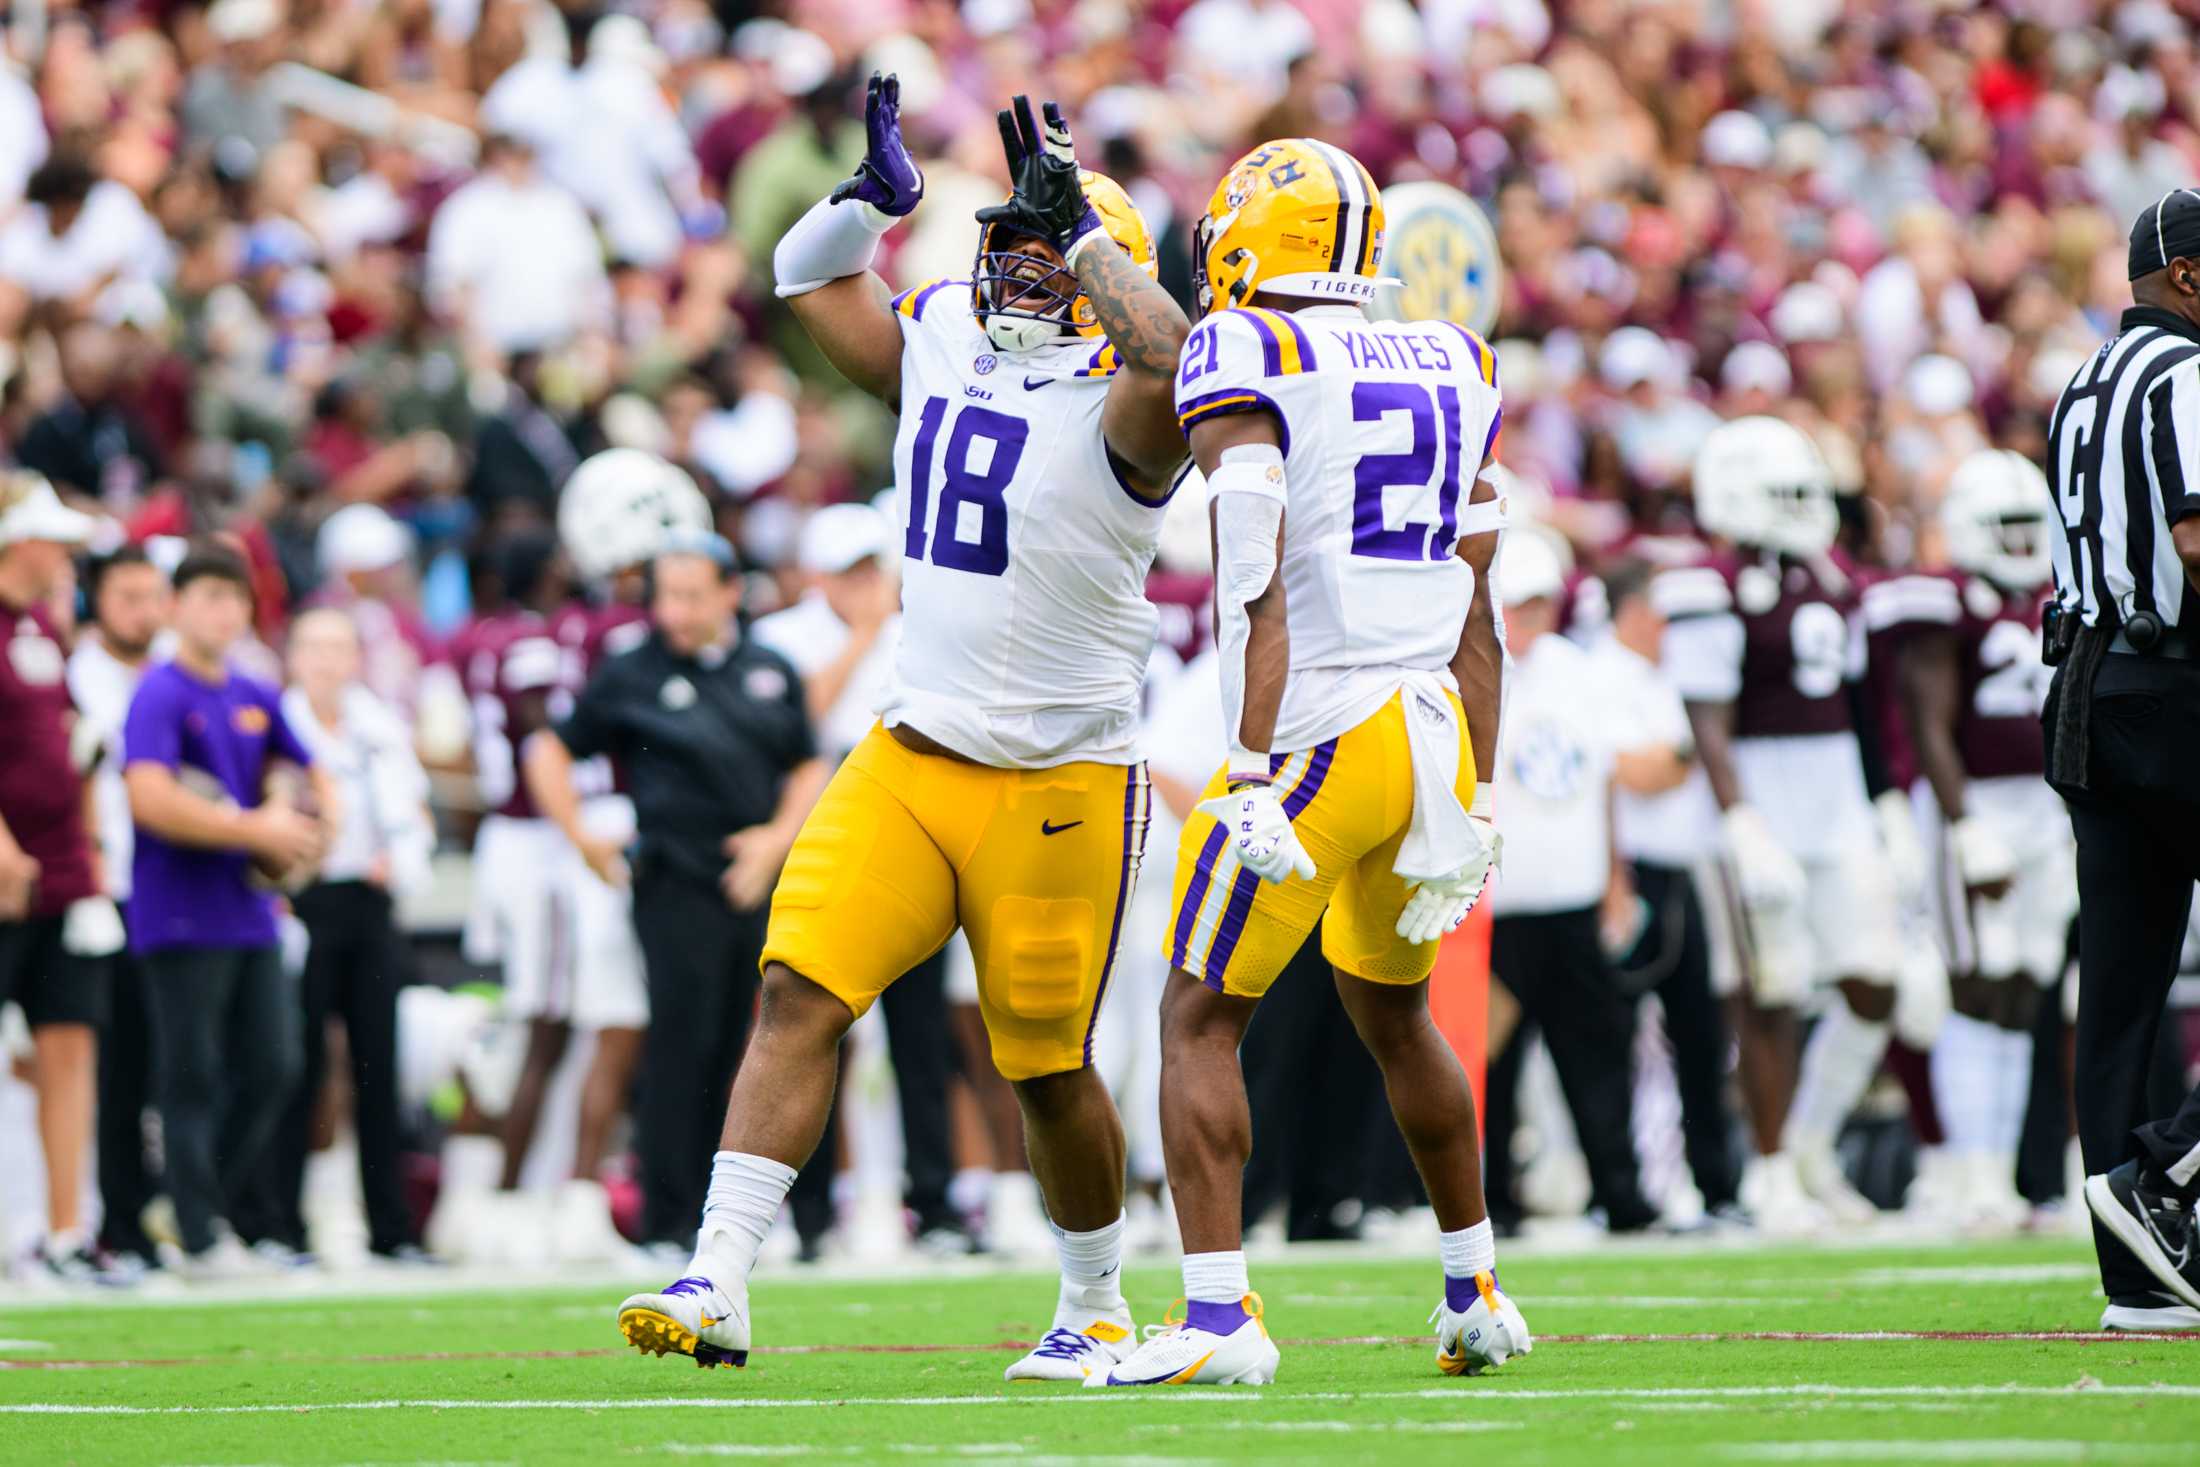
[1194,138,1385,315]
[972,170,1156,354]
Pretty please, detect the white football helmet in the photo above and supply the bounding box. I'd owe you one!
[1690,415,1837,559]
[557,449,712,581]
[1941,448,2052,590]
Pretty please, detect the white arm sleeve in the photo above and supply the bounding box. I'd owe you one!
[1210,443,1288,784]
[772,195,895,299]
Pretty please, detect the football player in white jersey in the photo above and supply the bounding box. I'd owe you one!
[615,81,1190,1382]
[1093,139,1528,1388]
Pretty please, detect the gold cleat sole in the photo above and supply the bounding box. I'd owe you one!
[619,1306,747,1369]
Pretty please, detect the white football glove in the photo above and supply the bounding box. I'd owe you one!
[1872,789,1927,893]
[1721,804,1806,913]
[1198,783,1316,886]
[1395,817,1502,944]
[1951,814,2016,890]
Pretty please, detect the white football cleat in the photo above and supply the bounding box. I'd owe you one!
[1742,1151,1830,1237]
[1086,1295,1279,1387]
[1793,1144,1879,1225]
[1433,1271,1532,1376]
[616,1273,751,1368]
[1004,1301,1136,1382]
[553,1178,641,1265]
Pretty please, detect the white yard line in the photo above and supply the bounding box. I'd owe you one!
[5,1384,2199,1416]
[1719,1444,2182,1462]
[1851,1264,2100,1285]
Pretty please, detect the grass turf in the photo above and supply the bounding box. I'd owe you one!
[2,1235,2195,1465]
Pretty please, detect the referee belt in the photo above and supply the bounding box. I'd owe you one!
[2109,626,2200,659]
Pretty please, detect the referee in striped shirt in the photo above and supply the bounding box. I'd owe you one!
[2048,190,2200,1330]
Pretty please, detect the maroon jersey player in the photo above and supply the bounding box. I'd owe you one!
[1888,449,2069,1227]
[1660,415,1904,1232]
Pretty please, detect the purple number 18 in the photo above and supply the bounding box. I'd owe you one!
[1350,380,1465,562]
[906,396,1024,577]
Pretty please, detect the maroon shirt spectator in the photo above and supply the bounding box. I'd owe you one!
[0,480,99,923]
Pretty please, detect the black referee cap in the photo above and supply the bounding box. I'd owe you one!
[2128,188,2200,279]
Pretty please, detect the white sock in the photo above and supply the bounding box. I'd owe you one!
[1440,1219,1495,1280]
[1054,1212,1126,1310]
[1931,1012,2001,1157]
[1784,1005,1890,1153]
[689,1151,798,1284]
[1182,1249,1250,1304]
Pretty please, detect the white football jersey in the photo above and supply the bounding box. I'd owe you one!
[876,279,1170,768]
[1176,304,1501,749]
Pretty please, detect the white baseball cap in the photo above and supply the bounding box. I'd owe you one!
[1721,340,1793,398]
[1702,110,1773,171]
[1599,326,1676,391]
[798,503,894,575]
[207,0,282,44]
[317,503,414,576]
[1496,529,1567,608]
[0,473,96,546]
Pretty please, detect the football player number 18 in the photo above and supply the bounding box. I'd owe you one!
[905,396,1025,577]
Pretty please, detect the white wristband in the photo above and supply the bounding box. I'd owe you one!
[1470,782,1495,819]
[1227,745,1272,787]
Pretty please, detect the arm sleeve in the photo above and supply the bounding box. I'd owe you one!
[121,676,180,770]
[1175,308,1294,442]
[552,663,621,760]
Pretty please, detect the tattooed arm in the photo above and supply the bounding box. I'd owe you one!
[1084,238,1193,497]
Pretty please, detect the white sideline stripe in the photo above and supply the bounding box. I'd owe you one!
[1852,1264,2097,1285]
[0,1341,52,1351]
[1721,1444,2183,1462]
[7,1385,2200,1416]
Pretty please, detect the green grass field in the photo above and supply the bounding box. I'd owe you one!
[3,1235,2196,1465]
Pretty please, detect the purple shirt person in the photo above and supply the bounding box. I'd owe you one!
[120,544,333,1270]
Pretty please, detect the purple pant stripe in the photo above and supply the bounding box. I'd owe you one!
[1172,824,1228,970]
[1083,765,1145,1065]
[1203,741,1337,984]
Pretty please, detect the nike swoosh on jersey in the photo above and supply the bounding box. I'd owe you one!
[1041,819,1084,835]
[1024,376,1053,391]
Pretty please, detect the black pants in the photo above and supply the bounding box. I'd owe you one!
[2051,652,2200,1297]
[239,882,411,1253]
[141,945,302,1255]
[1626,861,1742,1211]
[97,949,161,1256]
[1487,906,1657,1231]
[633,867,767,1245]
[1241,934,1384,1237]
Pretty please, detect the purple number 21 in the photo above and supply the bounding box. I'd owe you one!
[1350,380,1465,562]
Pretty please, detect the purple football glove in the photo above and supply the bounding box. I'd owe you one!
[830,72,924,217]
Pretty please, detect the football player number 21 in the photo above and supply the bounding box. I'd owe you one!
[904,396,1024,577]
[1351,381,1469,562]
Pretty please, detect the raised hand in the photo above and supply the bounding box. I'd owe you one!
[974,95,1104,261]
[830,72,924,217]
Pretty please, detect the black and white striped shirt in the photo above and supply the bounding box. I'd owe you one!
[2047,307,2200,629]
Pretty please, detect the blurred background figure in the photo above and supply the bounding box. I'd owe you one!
[245,607,435,1265]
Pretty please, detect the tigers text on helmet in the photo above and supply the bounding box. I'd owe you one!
[1942,448,2053,590]
[1194,138,1386,316]
[557,448,713,582]
[1689,416,1838,559]
[972,170,1155,354]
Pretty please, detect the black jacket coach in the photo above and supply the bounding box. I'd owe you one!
[554,626,816,887]
[552,621,818,1247]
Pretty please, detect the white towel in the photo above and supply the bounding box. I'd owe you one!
[1392,670,1483,884]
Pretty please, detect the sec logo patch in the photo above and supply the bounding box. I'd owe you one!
[973,354,997,376]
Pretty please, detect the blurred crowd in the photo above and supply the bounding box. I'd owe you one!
[6,0,2200,1280]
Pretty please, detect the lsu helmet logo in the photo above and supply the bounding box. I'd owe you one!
[1365,181,1503,337]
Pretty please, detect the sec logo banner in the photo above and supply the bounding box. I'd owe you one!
[1365,181,1504,338]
